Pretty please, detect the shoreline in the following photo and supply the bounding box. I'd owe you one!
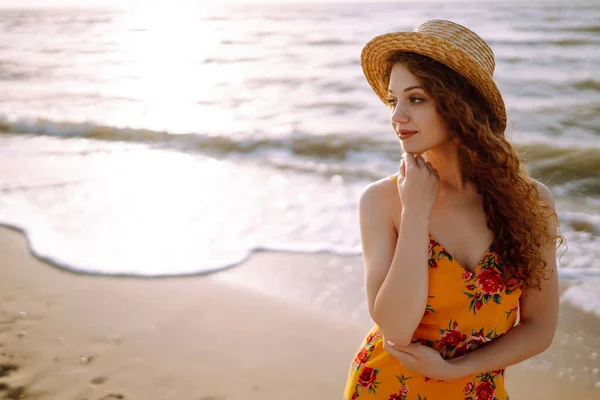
[1,226,599,399]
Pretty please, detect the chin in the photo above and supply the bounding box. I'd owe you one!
[401,144,429,155]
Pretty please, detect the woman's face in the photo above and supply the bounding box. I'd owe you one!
[387,62,451,155]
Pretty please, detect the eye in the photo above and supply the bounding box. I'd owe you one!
[409,96,424,104]
[386,98,397,106]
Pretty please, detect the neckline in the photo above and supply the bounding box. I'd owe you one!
[429,234,494,274]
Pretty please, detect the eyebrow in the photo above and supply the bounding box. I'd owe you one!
[387,85,424,94]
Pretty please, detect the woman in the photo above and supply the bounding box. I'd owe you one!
[344,20,562,399]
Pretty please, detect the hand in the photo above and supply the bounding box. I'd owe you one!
[396,153,440,218]
[383,339,458,381]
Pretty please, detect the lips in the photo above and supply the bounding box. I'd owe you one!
[398,130,418,139]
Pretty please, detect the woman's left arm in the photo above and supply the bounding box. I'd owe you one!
[383,181,560,381]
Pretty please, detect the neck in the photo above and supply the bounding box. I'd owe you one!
[423,140,467,192]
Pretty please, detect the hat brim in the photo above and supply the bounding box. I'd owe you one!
[361,32,506,133]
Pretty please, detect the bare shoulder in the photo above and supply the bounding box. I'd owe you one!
[534,180,556,209]
[359,174,401,210]
[533,180,559,240]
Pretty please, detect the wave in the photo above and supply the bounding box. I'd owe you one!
[2,115,600,196]
[304,38,354,46]
[490,38,599,47]
[0,114,396,158]
[519,25,600,34]
[549,38,598,46]
[561,212,600,235]
[519,142,600,195]
[572,79,600,91]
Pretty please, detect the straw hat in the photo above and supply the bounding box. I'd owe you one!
[361,19,506,133]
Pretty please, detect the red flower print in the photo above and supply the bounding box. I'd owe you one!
[388,385,409,400]
[491,369,504,376]
[440,329,467,348]
[428,238,436,253]
[354,348,369,365]
[475,301,483,310]
[476,269,505,294]
[358,367,377,389]
[366,329,382,343]
[352,393,357,400]
[469,331,490,345]
[462,270,473,281]
[511,304,519,312]
[463,381,475,394]
[454,343,468,357]
[474,379,495,400]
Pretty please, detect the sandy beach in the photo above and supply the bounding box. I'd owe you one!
[1,226,599,400]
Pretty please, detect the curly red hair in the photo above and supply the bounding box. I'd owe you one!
[388,52,563,290]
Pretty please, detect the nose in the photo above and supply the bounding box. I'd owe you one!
[390,103,409,124]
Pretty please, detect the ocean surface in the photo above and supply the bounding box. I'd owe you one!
[0,1,599,311]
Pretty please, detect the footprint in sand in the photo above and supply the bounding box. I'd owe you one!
[90,376,107,385]
[0,382,26,399]
[0,363,18,378]
[4,385,25,399]
[98,394,125,400]
[0,364,26,400]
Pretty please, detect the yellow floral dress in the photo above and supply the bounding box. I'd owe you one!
[343,175,522,400]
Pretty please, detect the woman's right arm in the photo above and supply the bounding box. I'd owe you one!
[360,154,439,346]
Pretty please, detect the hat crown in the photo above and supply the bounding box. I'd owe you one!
[414,19,495,77]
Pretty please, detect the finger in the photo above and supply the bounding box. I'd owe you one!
[399,159,406,177]
[393,342,422,356]
[383,340,402,356]
[425,162,440,179]
[415,156,426,168]
[383,342,418,362]
[402,152,416,168]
